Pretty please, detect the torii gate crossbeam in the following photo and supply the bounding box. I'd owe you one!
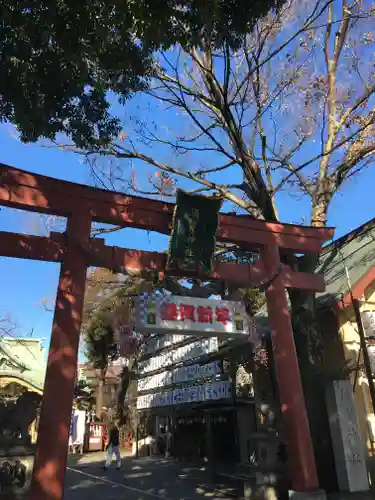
[0,164,334,499]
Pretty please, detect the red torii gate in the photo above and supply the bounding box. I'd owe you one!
[0,164,334,499]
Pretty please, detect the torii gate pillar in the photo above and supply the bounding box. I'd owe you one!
[29,212,91,499]
[263,243,319,493]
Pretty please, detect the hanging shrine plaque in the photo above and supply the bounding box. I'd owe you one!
[137,380,232,409]
[167,190,222,276]
[135,292,250,337]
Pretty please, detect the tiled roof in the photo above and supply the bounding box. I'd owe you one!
[0,337,47,390]
[316,217,375,306]
[79,362,123,382]
[253,218,375,330]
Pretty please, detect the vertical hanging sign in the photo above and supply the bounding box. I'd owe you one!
[167,190,222,276]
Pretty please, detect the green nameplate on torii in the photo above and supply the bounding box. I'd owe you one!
[167,190,222,276]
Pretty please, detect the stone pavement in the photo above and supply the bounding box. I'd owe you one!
[64,453,235,500]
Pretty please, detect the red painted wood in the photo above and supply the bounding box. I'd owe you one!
[0,163,334,239]
[28,211,91,500]
[281,267,325,292]
[0,231,65,261]
[263,243,319,492]
[336,265,375,309]
[0,163,334,252]
[0,231,326,291]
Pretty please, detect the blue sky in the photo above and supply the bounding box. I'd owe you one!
[1,117,374,355]
[0,122,174,354]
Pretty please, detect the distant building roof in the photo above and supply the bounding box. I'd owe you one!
[79,361,124,383]
[0,337,47,391]
[316,217,375,307]
[253,218,375,330]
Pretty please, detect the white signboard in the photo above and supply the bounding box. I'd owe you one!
[69,409,86,447]
[361,311,375,339]
[137,380,232,409]
[138,337,218,375]
[368,345,375,374]
[135,293,250,336]
[326,380,369,492]
[138,360,221,392]
[142,334,191,355]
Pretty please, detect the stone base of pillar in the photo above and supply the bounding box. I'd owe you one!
[289,490,326,500]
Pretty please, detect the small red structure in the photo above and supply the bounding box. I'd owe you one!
[86,422,107,452]
[0,164,334,499]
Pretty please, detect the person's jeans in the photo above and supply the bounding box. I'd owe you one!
[105,445,121,468]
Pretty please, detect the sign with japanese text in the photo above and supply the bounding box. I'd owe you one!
[137,379,232,409]
[141,334,189,356]
[361,310,375,339]
[135,293,250,337]
[138,337,218,375]
[367,345,375,374]
[137,360,221,392]
[167,190,222,276]
[326,380,369,492]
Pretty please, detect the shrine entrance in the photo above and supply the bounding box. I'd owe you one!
[0,163,334,500]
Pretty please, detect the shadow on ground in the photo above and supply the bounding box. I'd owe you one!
[64,455,237,500]
[64,455,375,500]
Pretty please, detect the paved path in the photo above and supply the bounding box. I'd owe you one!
[64,454,234,500]
[64,453,375,500]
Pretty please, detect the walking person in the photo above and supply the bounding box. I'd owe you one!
[103,421,121,470]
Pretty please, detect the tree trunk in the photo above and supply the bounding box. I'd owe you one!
[96,370,106,419]
[116,364,131,420]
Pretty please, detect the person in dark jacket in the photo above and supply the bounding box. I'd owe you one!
[103,422,121,470]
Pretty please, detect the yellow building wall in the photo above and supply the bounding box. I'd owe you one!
[338,282,375,465]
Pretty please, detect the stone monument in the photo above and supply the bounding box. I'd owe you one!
[326,380,369,492]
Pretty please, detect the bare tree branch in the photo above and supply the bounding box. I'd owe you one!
[91,225,125,238]
[99,144,252,211]
[51,0,373,242]
[335,143,375,188]
[0,315,18,338]
[274,120,375,193]
[234,0,335,98]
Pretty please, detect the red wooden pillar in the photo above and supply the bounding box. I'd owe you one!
[262,243,319,492]
[29,210,91,500]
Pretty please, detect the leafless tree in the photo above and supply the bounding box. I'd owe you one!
[0,315,18,338]
[45,0,374,476]
[56,0,374,378]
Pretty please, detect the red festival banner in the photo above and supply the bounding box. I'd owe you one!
[135,293,251,337]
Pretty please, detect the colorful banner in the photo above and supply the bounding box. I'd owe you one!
[167,190,222,276]
[135,293,250,336]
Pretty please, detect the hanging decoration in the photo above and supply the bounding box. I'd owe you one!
[167,190,222,276]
